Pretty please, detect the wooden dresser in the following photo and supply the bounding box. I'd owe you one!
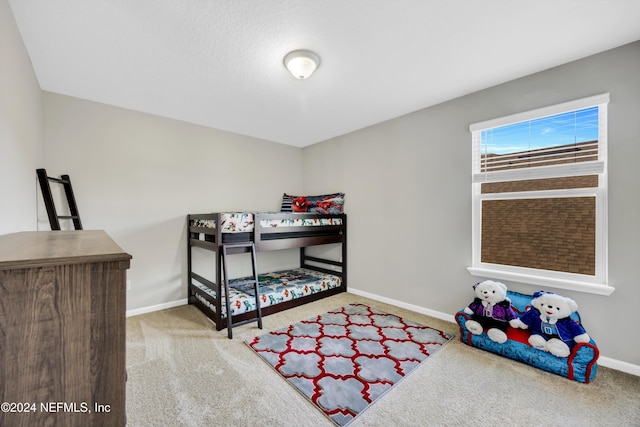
[0,230,131,427]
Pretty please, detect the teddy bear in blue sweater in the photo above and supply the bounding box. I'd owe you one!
[511,291,591,357]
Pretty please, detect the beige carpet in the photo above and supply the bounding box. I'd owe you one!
[126,293,640,426]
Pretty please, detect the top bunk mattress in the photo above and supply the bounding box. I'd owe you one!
[190,212,343,233]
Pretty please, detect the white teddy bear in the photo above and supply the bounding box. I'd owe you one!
[463,280,518,344]
[511,291,590,357]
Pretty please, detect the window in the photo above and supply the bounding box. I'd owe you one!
[468,94,613,295]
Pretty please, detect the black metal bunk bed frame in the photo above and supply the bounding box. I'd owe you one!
[187,212,347,332]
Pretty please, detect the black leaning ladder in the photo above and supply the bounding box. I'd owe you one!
[221,242,262,339]
[36,168,83,230]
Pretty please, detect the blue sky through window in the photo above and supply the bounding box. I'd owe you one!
[481,106,599,155]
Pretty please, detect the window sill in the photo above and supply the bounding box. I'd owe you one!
[467,266,615,296]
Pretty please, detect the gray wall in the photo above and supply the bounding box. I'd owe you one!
[42,93,304,311]
[302,41,640,366]
[0,0,42,234]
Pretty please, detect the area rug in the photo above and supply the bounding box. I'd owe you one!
[245,304,454,426]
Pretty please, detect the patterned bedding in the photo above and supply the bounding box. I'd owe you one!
[190,212,343,233]
[192,268,341,317]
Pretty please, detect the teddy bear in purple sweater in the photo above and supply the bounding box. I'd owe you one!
[464,280,518,344]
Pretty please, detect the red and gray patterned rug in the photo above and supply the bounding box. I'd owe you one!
[245,303,454,426]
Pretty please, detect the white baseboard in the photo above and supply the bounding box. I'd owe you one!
[597,356,640,377]
[347,287,640,377]
[126,298,188,318]
[348,288,456,323]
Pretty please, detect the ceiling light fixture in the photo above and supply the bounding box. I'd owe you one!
[283,50,320,80]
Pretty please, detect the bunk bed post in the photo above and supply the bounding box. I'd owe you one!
[342,213,347,289]
[254,213,264,249]
[215,213,224,331]
[187,215,193,304]
[221,246,234,338]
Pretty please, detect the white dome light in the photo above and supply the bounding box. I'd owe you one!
[283,50,320,80]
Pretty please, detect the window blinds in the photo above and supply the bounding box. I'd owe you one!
[471,93,608,183]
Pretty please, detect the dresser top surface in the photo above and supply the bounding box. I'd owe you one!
[0,230,131,269]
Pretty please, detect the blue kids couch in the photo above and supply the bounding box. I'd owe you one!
[455,290,599,383]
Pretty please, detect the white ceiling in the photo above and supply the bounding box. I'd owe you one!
[8,1,640,147]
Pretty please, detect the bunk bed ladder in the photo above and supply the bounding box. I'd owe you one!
[221,242,262,339]
[36,168,83,230]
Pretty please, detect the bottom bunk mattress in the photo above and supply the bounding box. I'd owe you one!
[192,268,342,318]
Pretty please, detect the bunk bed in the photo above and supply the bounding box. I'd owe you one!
[187,212,347,336]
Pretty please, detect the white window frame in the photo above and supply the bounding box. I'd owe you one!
[468,93,613,296]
